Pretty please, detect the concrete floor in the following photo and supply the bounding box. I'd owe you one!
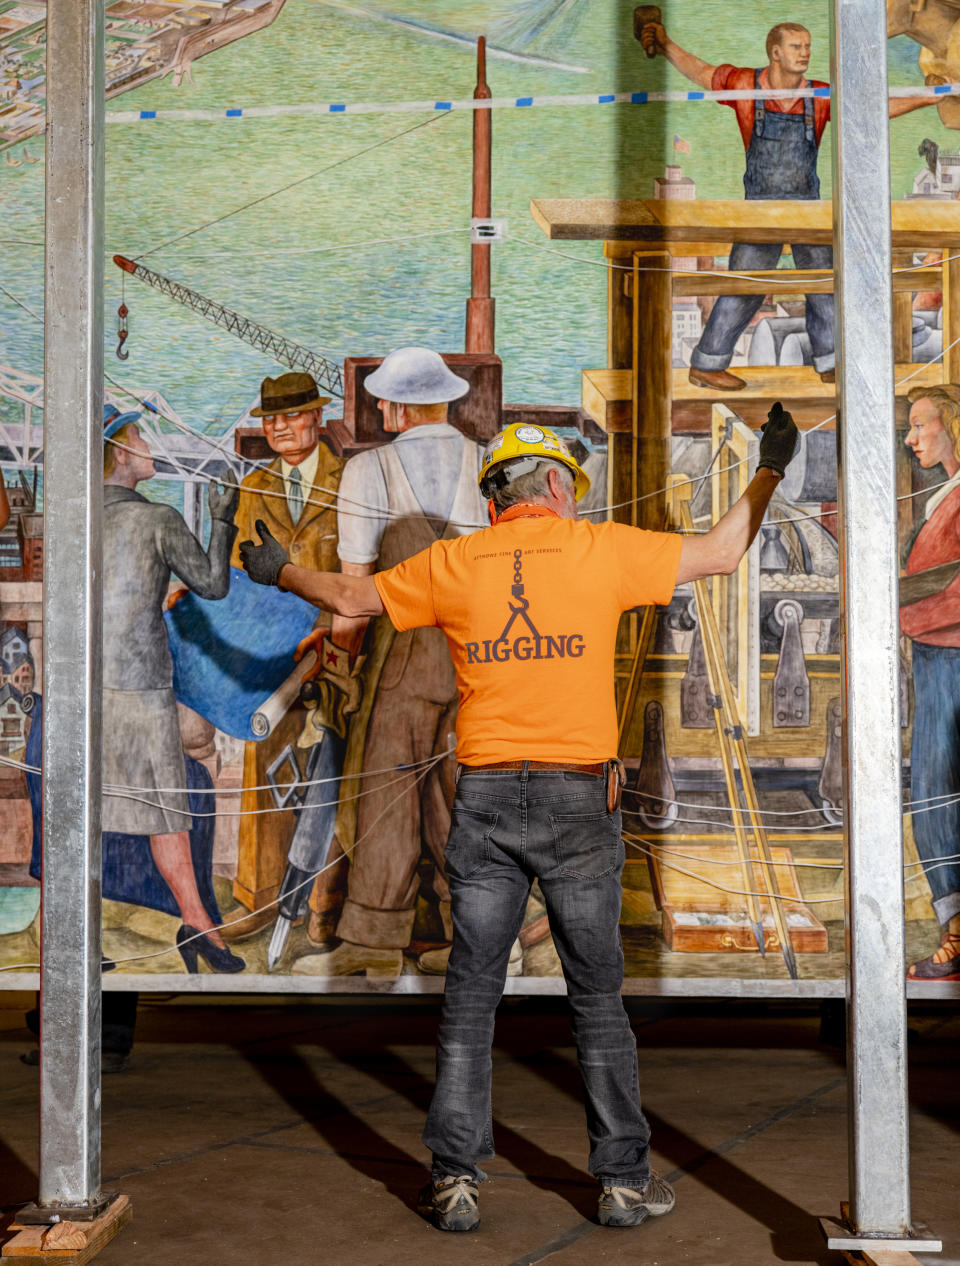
[0,996,957,1266]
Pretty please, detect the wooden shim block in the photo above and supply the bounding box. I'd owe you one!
[2,1227,45,1255]
[41,1225,86,1251]
[2,1197,131,1265]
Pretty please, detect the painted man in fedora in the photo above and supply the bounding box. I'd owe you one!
[228,372,346,933]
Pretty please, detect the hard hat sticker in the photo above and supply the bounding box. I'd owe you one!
[484,435,505,457]
[515,425,545,444]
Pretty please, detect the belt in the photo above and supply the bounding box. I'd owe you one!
[459,760,606,776]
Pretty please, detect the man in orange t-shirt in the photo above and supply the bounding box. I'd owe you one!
[636,18,934,393]
[240,407,799,1233]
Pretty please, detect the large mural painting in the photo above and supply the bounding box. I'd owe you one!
[1,0,959,992]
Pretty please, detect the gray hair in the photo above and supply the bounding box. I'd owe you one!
[487,458,573,514]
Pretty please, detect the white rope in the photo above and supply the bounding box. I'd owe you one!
[0,750,445,973]
[104,413,489,529]
[103,761,438,821]
[0,746,455,818]
[509,233,960,280]
[624,835,946,902]
[169,225,473,263]
[626,785,960,818]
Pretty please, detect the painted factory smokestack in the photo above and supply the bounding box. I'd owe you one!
[466,35,495,354]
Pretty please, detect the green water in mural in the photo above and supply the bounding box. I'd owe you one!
[0,884,39,935]
[0,0,945,498]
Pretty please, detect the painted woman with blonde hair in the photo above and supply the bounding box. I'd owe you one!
[900,384,960,979]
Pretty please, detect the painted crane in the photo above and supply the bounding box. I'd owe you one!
[112,255,344,398]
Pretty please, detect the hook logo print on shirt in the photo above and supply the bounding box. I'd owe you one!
[464,548,585,664]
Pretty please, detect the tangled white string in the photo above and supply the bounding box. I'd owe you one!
[0,750,446,973]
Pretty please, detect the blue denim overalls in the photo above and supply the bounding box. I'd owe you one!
[690,70,834,374]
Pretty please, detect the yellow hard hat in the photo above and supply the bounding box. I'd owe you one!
[478,423,590,502]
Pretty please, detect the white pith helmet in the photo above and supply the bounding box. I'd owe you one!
[363,346,470,405]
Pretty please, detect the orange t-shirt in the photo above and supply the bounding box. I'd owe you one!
[373,512,682,764]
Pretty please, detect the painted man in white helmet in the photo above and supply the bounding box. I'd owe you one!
[241,395,799,1234]
[297,347,488,974]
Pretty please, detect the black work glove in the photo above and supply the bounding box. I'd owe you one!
[208,471,240,523]
[757,402,799,478]
[239,519,289,587]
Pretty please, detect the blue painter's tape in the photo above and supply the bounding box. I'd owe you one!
[631,91,648,104]
[139,110,156,119]
[434,100,452,110]
[516,96,534,107]
[226,108,242,117]
[598,94,615,103]
[687,91,704,100]
[935,84,951,94]
[329,103,346,112]
[814,86,831,97]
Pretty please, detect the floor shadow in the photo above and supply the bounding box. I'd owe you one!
[0,1133,38,1214]
[349,1042,599,1219]
[238,1015,598,1222]
[513,1037,841,1264]
[234,1039,427,1212]
[644,1106,838,1265]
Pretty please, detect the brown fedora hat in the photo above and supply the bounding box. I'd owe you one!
[250,372,332,417]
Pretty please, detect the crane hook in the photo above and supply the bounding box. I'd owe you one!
[116,302,129,360]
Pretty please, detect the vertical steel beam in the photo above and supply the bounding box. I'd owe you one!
[830,0,911,1237]
[39,0,105,1210]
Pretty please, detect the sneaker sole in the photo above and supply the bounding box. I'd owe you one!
[419,1207,480,1233]
[598,1199,675,1227]
[598,1207,651,1228]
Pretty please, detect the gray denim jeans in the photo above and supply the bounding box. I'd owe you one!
[422,765,651,1188]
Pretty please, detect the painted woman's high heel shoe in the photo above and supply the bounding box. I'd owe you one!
[176,925,245,974]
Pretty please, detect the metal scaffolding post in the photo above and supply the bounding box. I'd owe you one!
[24,0,113,1231]
[822,0,940,1253]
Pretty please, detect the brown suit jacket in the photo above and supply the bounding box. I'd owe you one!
[230,440,344,913]
[230,441,343,575]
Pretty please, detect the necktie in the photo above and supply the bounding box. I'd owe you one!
[288,467,303,524]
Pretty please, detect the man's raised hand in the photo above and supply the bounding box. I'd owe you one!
[208,471,240,522]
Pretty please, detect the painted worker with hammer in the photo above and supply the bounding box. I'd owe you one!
[239,396,800,1232]
[636,12,934,392]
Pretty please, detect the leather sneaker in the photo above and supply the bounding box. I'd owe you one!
[598,1172,676,1227]
[688,367,746,391]
[418,1175,480,1232]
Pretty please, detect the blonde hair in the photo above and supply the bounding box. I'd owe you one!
[103,421,137,480]
[907,384,960,461]
[766,22,809,58]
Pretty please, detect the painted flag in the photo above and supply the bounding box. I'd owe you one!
[674,134,691,154]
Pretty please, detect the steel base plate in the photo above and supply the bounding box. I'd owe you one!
[819,1216,942,1253]
[16,1191,116,1224]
